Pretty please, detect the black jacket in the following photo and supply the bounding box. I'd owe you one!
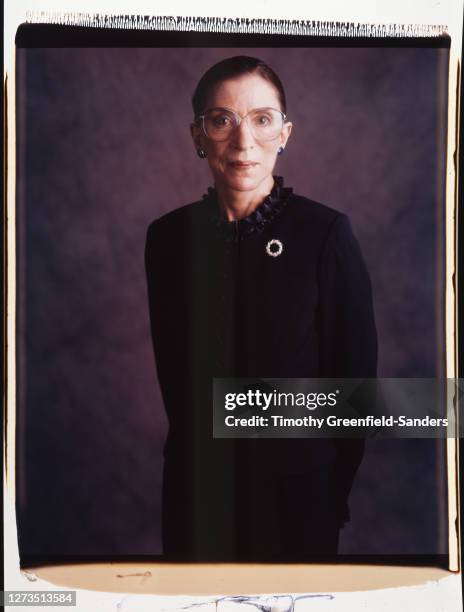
[145,177,377,560]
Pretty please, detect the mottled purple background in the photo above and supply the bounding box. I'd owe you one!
[16,46,449,557]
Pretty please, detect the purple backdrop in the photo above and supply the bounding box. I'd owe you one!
[16,46,449,557]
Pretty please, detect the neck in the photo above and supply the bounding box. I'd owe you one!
[216,176,275,221]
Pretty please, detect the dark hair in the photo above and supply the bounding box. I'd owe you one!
[192,56,287,117]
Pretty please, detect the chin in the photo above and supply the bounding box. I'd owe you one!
[222,172,273,193]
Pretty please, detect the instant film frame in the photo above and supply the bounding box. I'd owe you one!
[13,34,453,562]
[3,4,463,612]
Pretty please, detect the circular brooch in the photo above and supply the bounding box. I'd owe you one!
[265,238,283,258]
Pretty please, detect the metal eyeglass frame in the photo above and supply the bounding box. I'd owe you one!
[196,106,288,142]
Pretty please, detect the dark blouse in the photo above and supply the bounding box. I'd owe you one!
[145,177,377,561]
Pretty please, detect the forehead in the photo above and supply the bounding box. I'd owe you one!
[206,73,281,111]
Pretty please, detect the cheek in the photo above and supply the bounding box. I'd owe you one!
[206,143,227,166]
[261,144,279,166]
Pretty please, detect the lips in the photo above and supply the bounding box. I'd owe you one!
[228,161,258,168]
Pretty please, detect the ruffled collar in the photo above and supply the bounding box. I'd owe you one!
[203,176,293,242]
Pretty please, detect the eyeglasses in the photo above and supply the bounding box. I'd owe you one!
[197,107,287,142]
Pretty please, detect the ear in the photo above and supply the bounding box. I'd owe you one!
[279,121,293,150]
[190,122,206,152]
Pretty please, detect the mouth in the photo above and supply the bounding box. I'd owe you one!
[228,161,259,169]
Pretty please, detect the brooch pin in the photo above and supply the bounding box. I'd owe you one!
[265,239,283,258]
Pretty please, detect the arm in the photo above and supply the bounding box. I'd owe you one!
[144,220,186,422]
[318,213,377,379]
[317,213,378,524]
[145,222,166,392]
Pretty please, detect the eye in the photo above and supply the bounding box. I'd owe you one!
[254,113,273,126]
[211,114,233,128]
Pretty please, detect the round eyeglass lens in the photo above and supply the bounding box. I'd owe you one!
[203,108,284,142]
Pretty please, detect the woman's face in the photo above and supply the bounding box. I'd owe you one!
[191,73,292,194]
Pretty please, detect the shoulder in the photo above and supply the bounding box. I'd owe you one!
[285,192,353,244]
[288,192,348,230]
[146,199,208,245]
[146,199,206,234]
[288,192,342,223]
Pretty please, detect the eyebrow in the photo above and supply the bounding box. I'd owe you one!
[202,106,280,114]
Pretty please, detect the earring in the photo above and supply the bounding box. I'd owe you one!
[277,146,284,156]
[197,149,207,159]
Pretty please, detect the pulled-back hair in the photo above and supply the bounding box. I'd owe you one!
[192,56,287,117]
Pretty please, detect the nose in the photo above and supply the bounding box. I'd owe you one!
[230,117,255,150]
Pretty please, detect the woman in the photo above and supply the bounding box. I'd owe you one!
[145,56,377,561]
